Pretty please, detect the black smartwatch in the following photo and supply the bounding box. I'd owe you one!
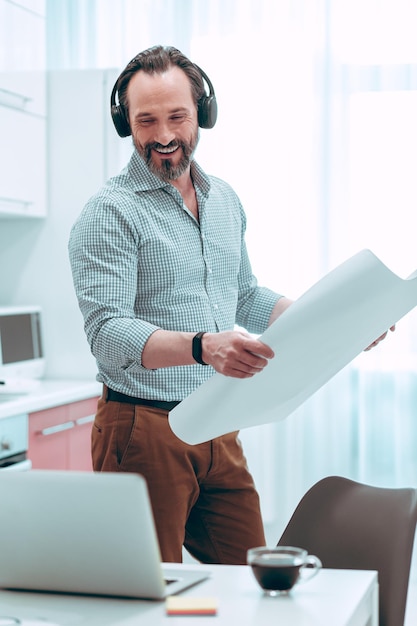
[192,331,208,365]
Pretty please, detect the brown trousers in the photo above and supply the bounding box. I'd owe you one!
[91,390,266,564]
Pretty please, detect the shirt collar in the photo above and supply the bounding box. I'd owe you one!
[127,150,211,198]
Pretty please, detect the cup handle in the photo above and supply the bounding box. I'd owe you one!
[298,555,322,583]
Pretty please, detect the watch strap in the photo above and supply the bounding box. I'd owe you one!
[192,331,208,365]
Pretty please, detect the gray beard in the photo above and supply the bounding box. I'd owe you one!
[135,132,199,183]
[146,150,190,182]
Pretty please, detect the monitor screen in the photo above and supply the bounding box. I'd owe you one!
[0,313,43,363]
[0,307,45,380]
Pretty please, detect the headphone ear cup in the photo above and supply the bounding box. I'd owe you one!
[198,95,218,129]
[111,104,131,138]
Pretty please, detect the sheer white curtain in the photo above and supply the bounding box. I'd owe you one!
[46,0,417,540]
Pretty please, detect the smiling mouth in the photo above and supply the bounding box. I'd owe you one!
[154,144,179,155]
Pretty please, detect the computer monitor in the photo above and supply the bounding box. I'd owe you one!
[0,305,45,383]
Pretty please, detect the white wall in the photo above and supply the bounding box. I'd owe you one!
[0,69,132,380]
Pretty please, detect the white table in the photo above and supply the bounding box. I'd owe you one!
[0,564,378,626]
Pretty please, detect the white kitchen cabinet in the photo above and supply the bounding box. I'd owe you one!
[0,0,46,72]
[11,0,45,15]
[0,69,132,380]
[0,0,47,218]
[0,70,46,115]
[0,76,47,218]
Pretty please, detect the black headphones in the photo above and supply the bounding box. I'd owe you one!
[110,65,218,138]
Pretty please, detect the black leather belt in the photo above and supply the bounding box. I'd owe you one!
[106,387,181,411]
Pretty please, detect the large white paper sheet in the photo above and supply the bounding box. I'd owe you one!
[169,249,417,445]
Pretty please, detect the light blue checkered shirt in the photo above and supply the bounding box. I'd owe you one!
[69,150,281,401]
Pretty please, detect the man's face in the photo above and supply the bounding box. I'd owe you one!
[127,66,199,182]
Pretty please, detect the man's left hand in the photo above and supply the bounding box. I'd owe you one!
[364,325,396,351]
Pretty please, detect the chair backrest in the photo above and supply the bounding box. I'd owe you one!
[277,476,417,626]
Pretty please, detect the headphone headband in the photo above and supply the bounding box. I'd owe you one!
[110,63,217,138]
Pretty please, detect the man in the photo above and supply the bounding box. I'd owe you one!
[68,45,390,564]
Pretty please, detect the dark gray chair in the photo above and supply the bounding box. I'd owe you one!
[277,476,417,626]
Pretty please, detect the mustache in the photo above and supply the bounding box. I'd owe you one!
[146,140,179,153]
[144,139,193,159]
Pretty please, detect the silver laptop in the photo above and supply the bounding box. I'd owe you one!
[0,470,210,599]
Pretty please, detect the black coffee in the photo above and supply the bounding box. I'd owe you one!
[251,557,302,591]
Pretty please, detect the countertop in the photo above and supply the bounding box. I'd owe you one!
[0,379,102,419]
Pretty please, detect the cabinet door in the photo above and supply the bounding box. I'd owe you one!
[29,404,72,469]
[0,71,46,116]
[0,1,46,73]
[0,0,47,218]
[0,103,46,217]
[28,397,99,470]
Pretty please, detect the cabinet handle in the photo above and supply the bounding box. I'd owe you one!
[38,421,75,436]
[0,86,32,111]
[0,196,34,212]
[75,414,95,426]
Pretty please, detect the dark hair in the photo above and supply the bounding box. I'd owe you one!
[116,45,205,118]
